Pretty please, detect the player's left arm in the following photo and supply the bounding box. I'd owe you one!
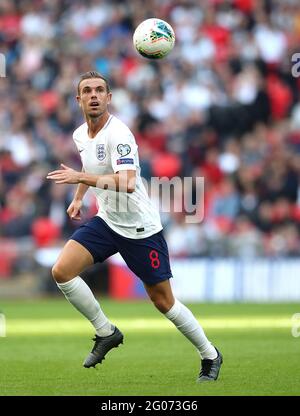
[46,164,136,193]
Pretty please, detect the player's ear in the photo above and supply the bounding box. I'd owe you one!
[76,95,82,107]
[107,92,112,105]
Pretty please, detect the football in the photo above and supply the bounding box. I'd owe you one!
[133,18,175,59]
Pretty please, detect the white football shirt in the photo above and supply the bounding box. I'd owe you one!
[73,115,162,239]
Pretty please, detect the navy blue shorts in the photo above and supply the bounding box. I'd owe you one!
[70,216,173,285]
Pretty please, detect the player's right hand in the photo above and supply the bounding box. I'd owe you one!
[67,200,83,220]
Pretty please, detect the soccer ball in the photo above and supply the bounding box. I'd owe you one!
[133,18,175,59]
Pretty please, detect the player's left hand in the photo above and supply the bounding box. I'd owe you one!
[46,164,81,184]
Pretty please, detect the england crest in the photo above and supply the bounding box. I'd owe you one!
[96,144,106,161]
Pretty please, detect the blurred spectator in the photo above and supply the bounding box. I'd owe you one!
[165,212,207,257]
[0,0,300,266]
[229,215,264,257]
[209,177,241,220]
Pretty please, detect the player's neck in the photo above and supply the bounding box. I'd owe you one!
[86,112,110,139]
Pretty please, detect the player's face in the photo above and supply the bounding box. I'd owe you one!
[77,78,112,119]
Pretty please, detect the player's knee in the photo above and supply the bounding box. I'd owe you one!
[152,297,173,314]
[51,263,70,283]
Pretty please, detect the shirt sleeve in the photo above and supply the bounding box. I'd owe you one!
[72,130,82,154]
[110,132,138,173]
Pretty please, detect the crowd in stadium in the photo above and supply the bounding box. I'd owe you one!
[1,0,300,270]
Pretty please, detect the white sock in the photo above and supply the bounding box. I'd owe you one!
[165,298,217,360]
[57,276,114,337]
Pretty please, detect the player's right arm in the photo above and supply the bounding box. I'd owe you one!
[67,167,88,220]
[68,128,89,220]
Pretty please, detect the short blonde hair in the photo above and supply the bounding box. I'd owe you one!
[77,71,110,95]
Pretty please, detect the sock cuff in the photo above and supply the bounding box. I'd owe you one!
[57,276,81,292]
[165,298,181,320]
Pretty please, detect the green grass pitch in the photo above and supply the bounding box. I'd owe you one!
[0,299,299,396]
